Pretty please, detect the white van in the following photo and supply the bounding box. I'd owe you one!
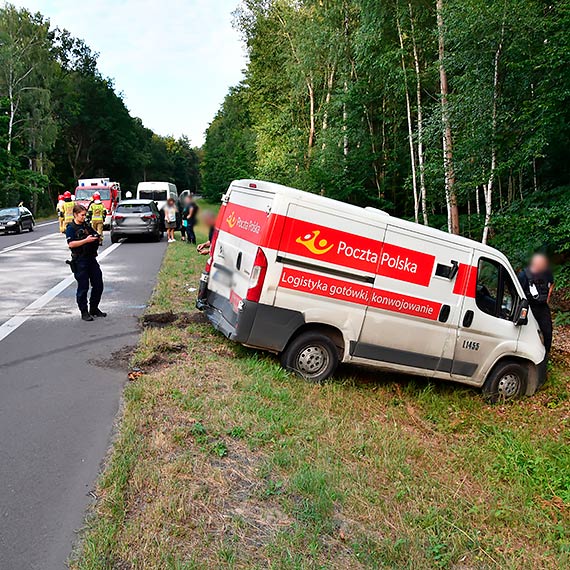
[136,182,178,212]
[197,180,546,401]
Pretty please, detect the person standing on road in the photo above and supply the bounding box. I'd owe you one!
[62,191,75,231]
[87,192,105,245]
[183,194,199,245]
[56,194,65,233]
[518,253,555,354]
[66,204,107,322]
[164,197,178,243]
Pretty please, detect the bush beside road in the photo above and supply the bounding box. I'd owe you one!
[72,222,569,569]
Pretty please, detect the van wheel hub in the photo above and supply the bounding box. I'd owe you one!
[296,345,329,376]
[497,373,519,398]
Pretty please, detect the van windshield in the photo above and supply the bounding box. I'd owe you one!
[139,190,167,201]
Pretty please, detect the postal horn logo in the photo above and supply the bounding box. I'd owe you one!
[226,211,237,229]
[296,230,334,255]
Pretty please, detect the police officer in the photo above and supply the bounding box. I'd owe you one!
[66,204,107,322]
[62,191,75,231]
[88,192,105,244]
[518,253,555,354]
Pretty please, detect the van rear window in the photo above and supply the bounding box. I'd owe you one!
[139,190,167,201]
[117,204,152,214]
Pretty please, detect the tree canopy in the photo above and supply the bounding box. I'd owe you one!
[201,0,570,270]
[0,4,201,213]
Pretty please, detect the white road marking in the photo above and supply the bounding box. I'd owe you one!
[0,242,123,343]
[35,220,59,227]
[0,233,61,255]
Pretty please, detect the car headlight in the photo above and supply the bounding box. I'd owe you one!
[7,221,16,226]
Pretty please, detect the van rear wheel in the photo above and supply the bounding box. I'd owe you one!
[280,331,339,383]
[482,361,528,403]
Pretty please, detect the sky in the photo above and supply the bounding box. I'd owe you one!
[12,0,247,146]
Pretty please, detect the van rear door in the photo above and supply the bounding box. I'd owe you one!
[208,184,274,319]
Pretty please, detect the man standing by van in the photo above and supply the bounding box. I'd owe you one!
[519,253,555,354]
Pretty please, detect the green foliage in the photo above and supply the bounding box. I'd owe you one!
[201,85,256,201]
[205,0,570,265]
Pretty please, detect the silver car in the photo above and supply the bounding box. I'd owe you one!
[110,199,163,243]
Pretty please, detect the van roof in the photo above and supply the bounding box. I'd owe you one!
[231,179,510,264]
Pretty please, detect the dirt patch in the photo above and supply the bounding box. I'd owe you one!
[141,311,207,329]
[89,345,137,370]
[141,312,178,328]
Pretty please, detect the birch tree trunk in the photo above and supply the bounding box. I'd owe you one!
[436,0,459,234]
[409,0,428,225]
[396,11,419,223]
[482,17,505,244]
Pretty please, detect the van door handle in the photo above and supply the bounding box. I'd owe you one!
[463,310,474,328]
[236,252,242,271]
[438,304,451,323]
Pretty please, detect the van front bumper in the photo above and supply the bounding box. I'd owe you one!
[198,290,305,353]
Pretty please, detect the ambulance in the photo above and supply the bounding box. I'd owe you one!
[197,180,547,401]
[75,178,121,227]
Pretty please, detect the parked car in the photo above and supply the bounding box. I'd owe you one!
[110,200,162,243]
[198,179,545,401]
[0,207,35,234]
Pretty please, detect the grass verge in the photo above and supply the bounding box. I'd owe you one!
[71,219,570,570]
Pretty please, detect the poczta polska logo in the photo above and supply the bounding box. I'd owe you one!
[296,230,334,255]
[226,211,237,229]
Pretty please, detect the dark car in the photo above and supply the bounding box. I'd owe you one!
[0,207,35,234]
[110,199,162,243]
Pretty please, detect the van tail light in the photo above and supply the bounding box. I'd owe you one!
[246,248,268,302]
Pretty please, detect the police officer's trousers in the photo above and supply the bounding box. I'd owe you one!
[74,257,104,313]
[531,304,553,354]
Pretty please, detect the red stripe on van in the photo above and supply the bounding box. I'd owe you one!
[279,268,441,321]
[268,217,435,287]
[219,203,269,244]
[453,264,477,298]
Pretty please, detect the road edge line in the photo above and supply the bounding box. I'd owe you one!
[0,242,122,343]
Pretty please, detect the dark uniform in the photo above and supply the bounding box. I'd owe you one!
[66,221,104,316]
[518,268,554,353]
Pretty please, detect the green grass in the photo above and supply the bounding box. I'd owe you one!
[71,208,570,569]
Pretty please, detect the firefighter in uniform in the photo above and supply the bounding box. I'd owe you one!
[56,194,65,233]
[62,191,75,231]
[66,204,107,321]
[88,192,105,244]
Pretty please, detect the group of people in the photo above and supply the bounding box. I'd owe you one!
[162,194,216,253]
[57,191,105,245]
[59,190,216,322]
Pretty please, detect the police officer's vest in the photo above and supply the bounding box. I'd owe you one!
[69,222,99,259]
[524,269,550,304]
[89,202,105,222]
[63,200,75,223]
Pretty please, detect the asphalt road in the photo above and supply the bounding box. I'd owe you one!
[0,219,167,569]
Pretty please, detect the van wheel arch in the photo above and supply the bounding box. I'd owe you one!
[284,323,345,358]
[482,356,536,403]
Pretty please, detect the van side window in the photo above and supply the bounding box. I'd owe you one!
[476,258,518,320]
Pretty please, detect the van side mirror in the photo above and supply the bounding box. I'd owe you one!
[514,298,529,326]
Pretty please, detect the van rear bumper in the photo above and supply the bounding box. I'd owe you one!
[198,291,305,352]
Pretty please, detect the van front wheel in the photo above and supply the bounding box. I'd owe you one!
[482,361,528,403]
[281,331,339,383]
